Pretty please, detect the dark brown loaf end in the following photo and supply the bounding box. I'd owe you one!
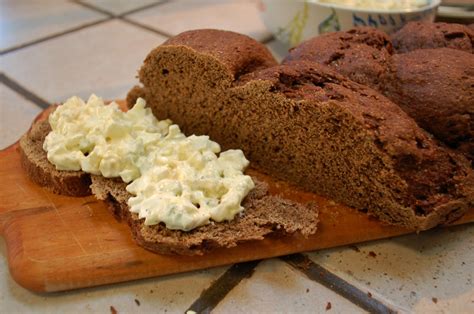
[90,175,319,256]
[391,22,474,54]
[19,116,91,196]
[126,29,278,114]
[129,29,474,231]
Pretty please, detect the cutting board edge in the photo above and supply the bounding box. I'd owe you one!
[2,218,413,293]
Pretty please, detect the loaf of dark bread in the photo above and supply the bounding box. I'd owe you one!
[19,112,92,196]
[391,22,474,54]
[284,26,474,164]
[90,175,318,255]
[127,29,474,231]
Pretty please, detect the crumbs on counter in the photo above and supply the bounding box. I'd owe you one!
[432,297,438,304]
[134,299,140,306]
[110,305,117,314]
[326,302,332,311]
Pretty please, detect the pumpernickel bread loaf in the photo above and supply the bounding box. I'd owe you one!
[284,26,474,164]
[127,29,474,231]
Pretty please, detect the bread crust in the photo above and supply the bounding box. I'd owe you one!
[391,22,474,54]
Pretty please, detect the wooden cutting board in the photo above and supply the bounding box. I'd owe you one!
[1,106,473,293]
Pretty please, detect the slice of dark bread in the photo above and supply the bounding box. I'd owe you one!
[127,29,474,231]
[90,175,319,255]
[283,26,474,164]
[19,112,92,196]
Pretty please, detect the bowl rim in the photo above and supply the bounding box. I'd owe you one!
[305,0,441,14]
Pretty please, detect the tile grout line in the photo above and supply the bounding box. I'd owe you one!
[70,0,114,17]
[119,17,173,38]
[118,0,172,17]
[72,0,170,18]
[1,0,172,56]
[185,260,260,314]
[0,18,112,56]
[281,254,396,314]
[0,73,50,109]
[3,0,271,56]
[72,0,172,38]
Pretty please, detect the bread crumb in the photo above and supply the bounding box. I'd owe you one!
[306,288,310,293]
[368,251,377,258]
[110,306,117,314]
[367,292,372,298]
[432,297,438,304]
[134,299,140,306]
[326,302,332,311]
[349,245,360,252]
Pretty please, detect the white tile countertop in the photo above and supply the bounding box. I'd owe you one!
[1,1,473,313]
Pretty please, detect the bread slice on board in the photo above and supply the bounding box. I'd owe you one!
[127,29,474,231]
[90,175,318,255]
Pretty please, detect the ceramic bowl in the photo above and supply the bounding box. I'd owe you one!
[259,0,441,46]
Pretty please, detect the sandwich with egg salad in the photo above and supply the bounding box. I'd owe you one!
[19,95,319,255]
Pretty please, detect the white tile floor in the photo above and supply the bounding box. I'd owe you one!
[127,0,272,41]
[80,0,164,16]
[1,1,473,313]
[307,225,474,313]
[0,84,41,148]
[213,259,365,314]
[0,0,106,52]
[1,19,167,104]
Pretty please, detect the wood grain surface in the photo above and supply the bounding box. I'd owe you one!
[1,106,473,293]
